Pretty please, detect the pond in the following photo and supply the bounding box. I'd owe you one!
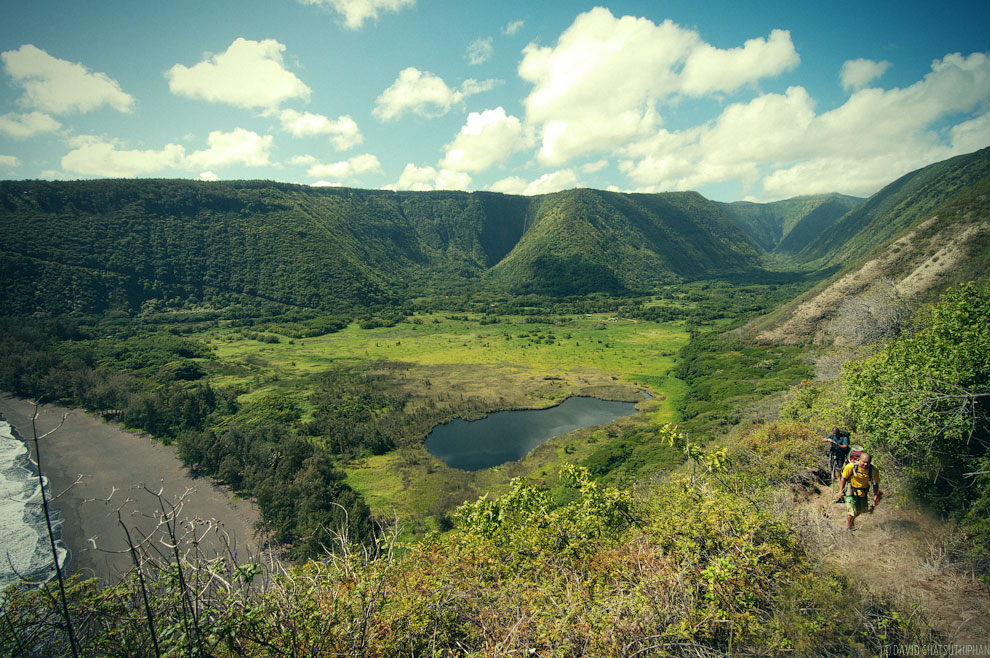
[424,396,638,471]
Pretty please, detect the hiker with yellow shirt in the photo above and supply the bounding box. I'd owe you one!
[838,452,882,530]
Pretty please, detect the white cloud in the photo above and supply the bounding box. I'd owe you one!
[466,37,494,66]
[519,8,801,167]
[166,38,310,110]
[503,20,524,36]
[199,171,220,181]
[519,9,690,164]
[0,155,21,169]
[840,58,892,92]
[373,67,498,121]
[275,109,363,150]
[60,129,274,177]
[299,0,415,30]
[581,160,608,174]
[1,44,134,114]
[304,153,382,180]
[761,153,916,198]
[0,111,61,138]
[441,107,526,172]
[391,163,471,190]
[949,112,990,153]
[187,129,273,168]
[289,154,319,167]
[618,51,990,199]
[61,136,186,177]
[392,163,437,190]
[460,78,501,96]
[489,169,578,195]
[679,29,799,95]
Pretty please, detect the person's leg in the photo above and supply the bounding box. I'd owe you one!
[845,496,861,529]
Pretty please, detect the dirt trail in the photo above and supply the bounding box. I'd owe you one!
[789,475,990,646]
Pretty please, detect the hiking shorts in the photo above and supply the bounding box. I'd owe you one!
[845,495,869,517]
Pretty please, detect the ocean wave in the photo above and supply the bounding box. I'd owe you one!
[0,419,68,593]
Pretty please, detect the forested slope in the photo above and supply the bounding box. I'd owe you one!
[0,181,765,314]
[486,189,762,295]
[798,146,990,265]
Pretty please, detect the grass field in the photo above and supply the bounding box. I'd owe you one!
[195,311,689,526]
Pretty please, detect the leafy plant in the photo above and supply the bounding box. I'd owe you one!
[844,281,990,562]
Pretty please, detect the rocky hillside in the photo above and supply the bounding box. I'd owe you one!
[754,150,990,344]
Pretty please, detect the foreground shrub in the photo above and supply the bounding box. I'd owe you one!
[3,465,928,657]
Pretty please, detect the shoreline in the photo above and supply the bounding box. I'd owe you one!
[0,395,263,585]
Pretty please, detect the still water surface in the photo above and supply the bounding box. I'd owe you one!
[425,396,637,471]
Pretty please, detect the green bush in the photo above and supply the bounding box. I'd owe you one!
[844,282,990,517]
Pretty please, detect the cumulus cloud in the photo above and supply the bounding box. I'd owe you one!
[373,67,499,121]
[840,58,892,92]
[581,160,608,174]
[441,108,527,172]
[60,129,274,177]
[488,169,578,195]
[518,8,800,166]
[0,111,61,138]
[186,129,273,168]
[199,171,220,181]
[299,0,415,30]
[275,109,363,150]
[679,29,799,95]
[1,44,134,114]
[391,163,471,190]
[618,52,990,199]
[467,37,494,65]
[0,155,21,169]
[166,38,310,110]
[299,153,382,180]
[61,136,187,177]
[503,20,524,36]
[949,112,990,153]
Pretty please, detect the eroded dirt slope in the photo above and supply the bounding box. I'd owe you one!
[757,215,990,345]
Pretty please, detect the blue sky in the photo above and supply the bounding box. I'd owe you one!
[1,1,987,201]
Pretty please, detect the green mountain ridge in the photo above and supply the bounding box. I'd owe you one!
[718,193,864,254]
[799,146,990,266]
[0,181,763,313]
[1,147,988,316]
[488,189,762,295]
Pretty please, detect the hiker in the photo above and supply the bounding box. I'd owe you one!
[822,426,851,477]
[822,427,851,464]
[838,452,881,530]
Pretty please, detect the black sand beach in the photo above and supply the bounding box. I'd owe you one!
[0,395,263,584]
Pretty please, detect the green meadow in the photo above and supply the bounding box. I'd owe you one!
[195,312,689,526]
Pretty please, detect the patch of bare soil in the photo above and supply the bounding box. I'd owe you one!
[788,473,990,646]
